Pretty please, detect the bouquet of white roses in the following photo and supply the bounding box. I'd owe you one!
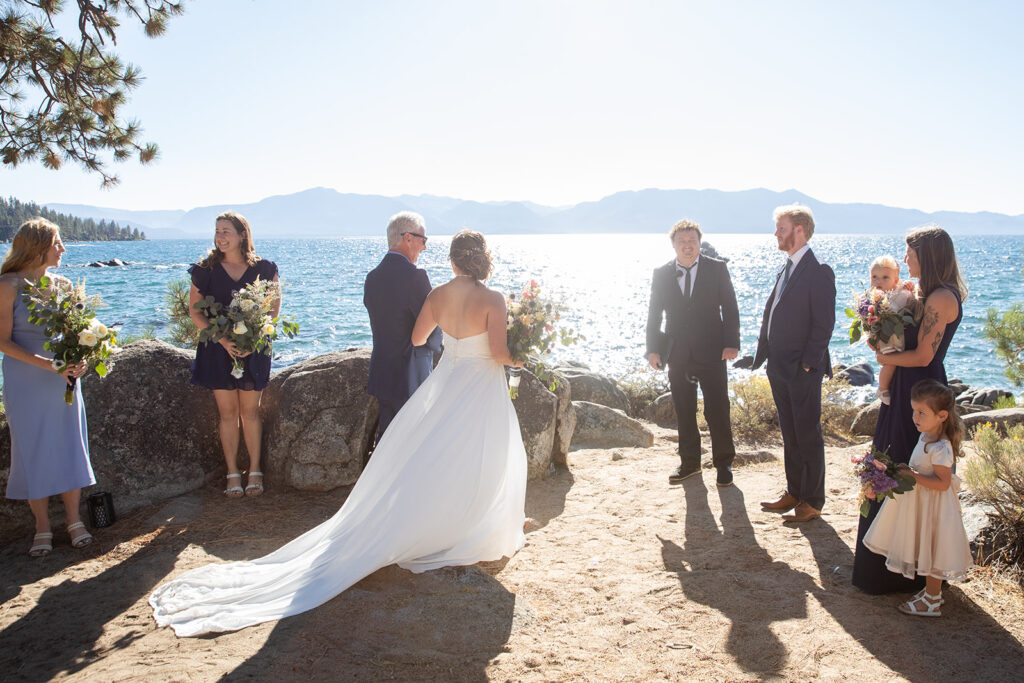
[21,276,119,405]
[505,280,581,399]
[194,277,299,378]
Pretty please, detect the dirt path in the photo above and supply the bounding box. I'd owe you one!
[2,432,1023,681]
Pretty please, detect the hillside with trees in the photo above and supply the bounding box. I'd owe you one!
[1,197,145,242]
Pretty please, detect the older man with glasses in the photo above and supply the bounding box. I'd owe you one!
[364,211,442,444]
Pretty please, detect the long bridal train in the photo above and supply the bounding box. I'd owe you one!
[149,331,527,636]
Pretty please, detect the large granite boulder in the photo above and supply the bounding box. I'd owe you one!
[957,387,1013,408]
[0,340,224,541]
[962,407,1024,435]
[644,392,677,428]
[834,362,874,387]
[261,349,378,491]
[572,401,654,449]
[554,366,629,412]
[732,355,754,370]
[511,368,574,477]
[850,400,881,437]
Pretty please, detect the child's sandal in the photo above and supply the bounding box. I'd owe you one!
[67,521,93,548]
[898,591,943,617]
[29,532,53,557]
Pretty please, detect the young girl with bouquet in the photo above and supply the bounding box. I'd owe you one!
[863,379,973,616]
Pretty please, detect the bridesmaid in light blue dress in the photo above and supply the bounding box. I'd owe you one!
[1,219,94,557]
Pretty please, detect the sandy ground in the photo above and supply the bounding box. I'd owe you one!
[2,429,1023,682]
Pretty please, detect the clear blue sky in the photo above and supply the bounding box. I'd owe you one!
[4,1,1023,214]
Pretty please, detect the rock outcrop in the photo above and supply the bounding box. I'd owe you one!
[261,349,378,491]
[572,401,654,449]
[511,369,575,477]
[553,365,629,412]
[956,387,1013,408]
[850,400,881,437]
[644,392,677,428]
[962,407,1024,435]
[834,362,874,387]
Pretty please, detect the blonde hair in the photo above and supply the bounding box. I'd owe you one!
[1,218,59,275]
[669,219,702,243]
[773,204,816,240]
[870,255,900,277]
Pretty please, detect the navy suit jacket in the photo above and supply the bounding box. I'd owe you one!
[752,248,836,378]
[364,252,443,404]
[646,256,740,364]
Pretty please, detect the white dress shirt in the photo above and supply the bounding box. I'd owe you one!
[675,257,699,298]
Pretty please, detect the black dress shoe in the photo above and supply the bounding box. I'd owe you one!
[669,464,701,483]
[716,466,734,487]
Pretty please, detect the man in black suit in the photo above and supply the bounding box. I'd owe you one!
[753,204,836,523]
[364,211,443,444]
[646,220,740,486]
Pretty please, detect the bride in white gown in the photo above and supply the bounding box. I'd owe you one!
[150,230,527,637]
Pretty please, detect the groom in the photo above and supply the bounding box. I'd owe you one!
[646,219,740,486]
[753,204,836,523]
[364,211,443,443]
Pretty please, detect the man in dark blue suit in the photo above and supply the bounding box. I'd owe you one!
[753,205,836,523]
[364,211,443,443]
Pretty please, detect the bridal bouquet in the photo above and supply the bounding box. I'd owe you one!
[21,276,119,405]
[851,447,915,517]
[844,283,916,353]
[505,280,581,398]
[194,278,299,379]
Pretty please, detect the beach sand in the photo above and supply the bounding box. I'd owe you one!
[2,429,1023,681]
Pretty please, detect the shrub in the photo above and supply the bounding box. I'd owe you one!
[821,375,858,438]
[730,376,778,442]
[993,395,1017,411]
[165,277,199,347]
[963,423,1024,571]
[118,326,157,345]
[617,370,670,419]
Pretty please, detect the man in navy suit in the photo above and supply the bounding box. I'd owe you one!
[364,211,443,443]
[647,220,740,487]
[753,205,836,523]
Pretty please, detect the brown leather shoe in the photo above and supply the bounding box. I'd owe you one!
[781,502,822,523]
[760,492,799,511]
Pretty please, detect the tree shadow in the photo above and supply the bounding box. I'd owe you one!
[0,523,185,681]
[798,524,1024,679]
[226,564,519,681]
[659,480,818,674]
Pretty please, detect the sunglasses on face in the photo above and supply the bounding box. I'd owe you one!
[402,231,428,245]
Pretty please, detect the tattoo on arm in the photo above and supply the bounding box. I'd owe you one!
[919,307,940,339]
[931,330,942,354]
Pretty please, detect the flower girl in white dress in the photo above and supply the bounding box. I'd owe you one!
[863,379,973,617]
[150,230,527,636]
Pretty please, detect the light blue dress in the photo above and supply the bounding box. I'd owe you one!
[3,288,94,500]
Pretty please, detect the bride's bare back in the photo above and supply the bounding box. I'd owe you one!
[412,274,516,366]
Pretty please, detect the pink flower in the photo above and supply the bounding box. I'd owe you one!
[873,459,887,471]
[850,453,865,464]
[864,484,876,500]
[868,305,875,314]
[867,316,879,325]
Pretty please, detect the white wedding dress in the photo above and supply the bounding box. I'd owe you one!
[149,331,527,636]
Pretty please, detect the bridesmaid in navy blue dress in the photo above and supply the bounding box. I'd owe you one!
[1,219,94,556]
[852,225,967,595]
[188,212,280,498]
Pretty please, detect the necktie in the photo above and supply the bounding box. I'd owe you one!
[777,258,792,297]
[677,264,695,298]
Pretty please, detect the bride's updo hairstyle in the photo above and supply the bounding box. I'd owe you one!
[449,230,492,281]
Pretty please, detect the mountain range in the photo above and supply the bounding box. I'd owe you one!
[45,187,1024,239]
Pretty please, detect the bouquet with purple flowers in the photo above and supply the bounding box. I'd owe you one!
[851,446,915,516]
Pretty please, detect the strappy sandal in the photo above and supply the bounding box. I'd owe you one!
[245,471,264,497]
[29,532,53,557]
[225,472,244,498]
[67,522,93,548]
[911,587,944,606]
[898,591,943,617]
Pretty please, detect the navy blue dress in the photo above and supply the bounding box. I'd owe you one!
[189,259,279,391]
[852,284,962,594]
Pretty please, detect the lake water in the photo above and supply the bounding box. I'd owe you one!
[9,233,1023,394]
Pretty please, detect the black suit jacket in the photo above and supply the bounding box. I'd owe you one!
[752,248,835,377]
[646,256,740,364]
[364,252,443,403]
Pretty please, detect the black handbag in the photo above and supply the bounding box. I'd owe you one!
[87,491,116,528]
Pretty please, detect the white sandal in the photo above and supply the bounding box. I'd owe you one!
[29,531,53,557]
[898,591,943,617]
[67,521,93,548]
[225,472,244,498]
[245,471,264,497]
